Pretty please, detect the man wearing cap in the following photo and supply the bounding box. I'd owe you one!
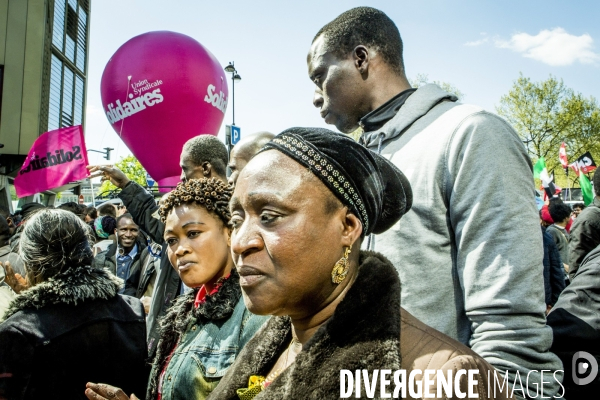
[307,7,562,398]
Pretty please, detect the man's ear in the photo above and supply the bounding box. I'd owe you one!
[353,45,370,74]
[201,161,212,177]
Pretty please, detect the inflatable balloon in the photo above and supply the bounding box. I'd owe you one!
[101,31,228,191]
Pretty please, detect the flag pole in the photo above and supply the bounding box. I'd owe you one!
[566,167,571,201]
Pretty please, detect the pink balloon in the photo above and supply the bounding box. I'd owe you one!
[101,31,228,191]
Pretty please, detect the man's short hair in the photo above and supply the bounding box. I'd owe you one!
[83,206,98,220]
[97,203,117,219]
[116,213,136,226]
[182,135,228,177]
[548,201,572,223]
[57,202,85,216]
[593,172,599,196]
[572,203,585,211]
[313,7,405,75]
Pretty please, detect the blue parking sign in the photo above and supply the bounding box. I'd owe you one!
[231,126,241,145]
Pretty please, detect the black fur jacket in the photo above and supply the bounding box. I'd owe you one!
[207,251,402,400]
[0,265,149,399]
[147,269,244,399]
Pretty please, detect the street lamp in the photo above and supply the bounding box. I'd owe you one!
[224,62,241,126]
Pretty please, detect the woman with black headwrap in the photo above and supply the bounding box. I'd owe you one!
[87,128,511,400]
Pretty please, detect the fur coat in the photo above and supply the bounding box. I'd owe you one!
[208,251,512,400]
[0,265,149,399]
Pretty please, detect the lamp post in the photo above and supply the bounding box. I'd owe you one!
[224,62,241,126]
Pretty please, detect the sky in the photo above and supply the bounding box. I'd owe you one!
[84,0,600,170]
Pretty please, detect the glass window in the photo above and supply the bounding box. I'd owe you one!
[73,75,84,125]
[66,4,78,41]
[62,68,74,127]
[48,55,63,131]
[76,9,87,72]
[52,0,65,52]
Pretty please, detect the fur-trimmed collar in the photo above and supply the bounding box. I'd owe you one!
[148,269,242,399]
[208,251,402,399]
[3,265,122,320]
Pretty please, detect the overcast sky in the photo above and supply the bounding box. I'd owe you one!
[84,0,600,171]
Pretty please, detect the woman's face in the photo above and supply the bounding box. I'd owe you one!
[230,150,353,318]
[164,204,233,289]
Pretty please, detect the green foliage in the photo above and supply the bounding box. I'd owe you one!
[98,155,148,195]
[496,73,600,188]
[410,73,464,100]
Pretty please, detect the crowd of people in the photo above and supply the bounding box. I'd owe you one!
[0,6,598,400]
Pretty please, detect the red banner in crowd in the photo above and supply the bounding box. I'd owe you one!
[569,151,597,174]
[14,125,89,198]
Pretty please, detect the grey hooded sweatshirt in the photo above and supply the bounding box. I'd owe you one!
[361,84,563,398]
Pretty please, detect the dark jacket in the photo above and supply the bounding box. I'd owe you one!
[208,251,511,400]
[147,270,268,400]
[0,265,149,400]
[568,196,600,280]
[542,227,566,305]
[547,243,600,398]
[92,232,159,298]
[118,181,182,357]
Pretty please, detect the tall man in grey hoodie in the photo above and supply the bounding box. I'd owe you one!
[308,7,563,398]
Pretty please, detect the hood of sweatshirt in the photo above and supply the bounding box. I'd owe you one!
[361,84,457,148]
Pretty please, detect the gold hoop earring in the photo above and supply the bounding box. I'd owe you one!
[331,246,351,284]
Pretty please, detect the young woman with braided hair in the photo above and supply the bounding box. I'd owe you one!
[85,178,268,400]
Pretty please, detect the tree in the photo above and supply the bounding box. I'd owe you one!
[496,73,600,188]
[98,155,148,196]
[410,73,464,100]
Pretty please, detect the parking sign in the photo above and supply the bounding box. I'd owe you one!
[231,126,241,145]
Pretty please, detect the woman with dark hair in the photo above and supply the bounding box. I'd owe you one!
[0,209,148,399]
[85,178,268,400]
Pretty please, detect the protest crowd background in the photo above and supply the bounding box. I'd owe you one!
[0,2,599,400]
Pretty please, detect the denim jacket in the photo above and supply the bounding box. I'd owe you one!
[147,270,268,400]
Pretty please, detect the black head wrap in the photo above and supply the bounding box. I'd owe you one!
[261,127,412,236]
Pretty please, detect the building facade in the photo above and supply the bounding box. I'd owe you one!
[0,0,91,210]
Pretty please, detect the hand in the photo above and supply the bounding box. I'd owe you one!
[87,165,131,189]
[1,261,28,293]
[85,383,139,400]
[140,296,151,314]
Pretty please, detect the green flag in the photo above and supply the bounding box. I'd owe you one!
[533,157,546,179]
[579,170,594,206]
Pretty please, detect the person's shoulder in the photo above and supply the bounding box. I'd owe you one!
[400,308,480,365]
[576,205,600,222]
[114,294,146,320]
[400,308,512,399]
